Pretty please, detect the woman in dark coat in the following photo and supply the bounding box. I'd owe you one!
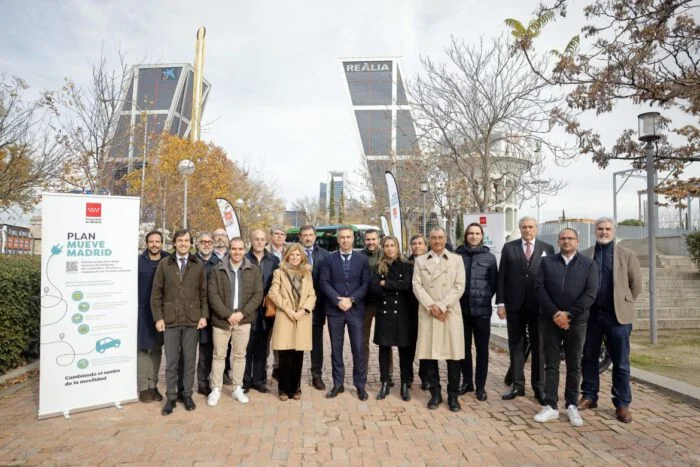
[371,235,416,401]
[455,223,497,401]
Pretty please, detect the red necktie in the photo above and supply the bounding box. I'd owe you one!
[525,242,533,261]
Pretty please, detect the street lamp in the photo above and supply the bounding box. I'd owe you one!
[638,111,661,344]
[178,159,195,229]
[419,181,429,237]
[530,179,548,224]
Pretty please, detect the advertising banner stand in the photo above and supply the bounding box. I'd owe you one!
[463,213,506,327]
[39,193,139,419]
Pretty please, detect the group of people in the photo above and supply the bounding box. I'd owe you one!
[137,216,641,428]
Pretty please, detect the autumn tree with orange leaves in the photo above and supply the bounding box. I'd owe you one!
[126,134,284,236]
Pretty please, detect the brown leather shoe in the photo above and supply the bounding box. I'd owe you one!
[616,406,632,423]
[578,397,598,410]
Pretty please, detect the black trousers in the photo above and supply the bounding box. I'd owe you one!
[197,342,213,389]
[278,350,304,397]
[506,307,544,393]
[541,312,588,409]
[379,346,413,383]
[461,315,491,390]
[164,326,198,401]
[422,359,461,394]
[310,322,324,377]
[243,315,272,387]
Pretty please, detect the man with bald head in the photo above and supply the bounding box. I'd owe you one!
[242,229,279,393]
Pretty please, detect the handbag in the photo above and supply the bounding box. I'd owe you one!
[264,295,277,318]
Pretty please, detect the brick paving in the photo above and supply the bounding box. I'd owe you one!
[2,328,700,466]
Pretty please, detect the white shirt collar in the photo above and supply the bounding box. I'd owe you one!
[562,251,577,264]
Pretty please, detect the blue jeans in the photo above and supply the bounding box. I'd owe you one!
[581,308,632,408]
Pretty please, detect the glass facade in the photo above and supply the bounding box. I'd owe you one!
[344,61,393,105]
[108,63,210,161]
[355,110,392,155]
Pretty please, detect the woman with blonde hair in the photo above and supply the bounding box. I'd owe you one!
[370,235,415,401]
[268,243,316,400]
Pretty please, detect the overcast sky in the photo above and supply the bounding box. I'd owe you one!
[2,0,698,226]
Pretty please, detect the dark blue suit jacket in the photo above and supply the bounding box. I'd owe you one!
[320,250,370,317]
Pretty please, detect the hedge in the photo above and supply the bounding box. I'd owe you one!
[0,254,41,374]
[688,232,700,271]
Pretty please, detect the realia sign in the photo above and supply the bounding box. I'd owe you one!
[344,61,392,73]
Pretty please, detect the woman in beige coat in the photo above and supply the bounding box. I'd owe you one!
[268,244,316,400]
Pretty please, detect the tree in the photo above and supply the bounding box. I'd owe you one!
[408,34,569,214]
[0,76,66,212]
[125,134,284,234]
[56,50,136,193]
[619,218,644,226]
[291,196,325,225]
[506,1,700,193]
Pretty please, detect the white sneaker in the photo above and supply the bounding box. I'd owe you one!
[566,404,584,427]
[534,405,560,423]
[207,387,221,407]
[232,385,249,404]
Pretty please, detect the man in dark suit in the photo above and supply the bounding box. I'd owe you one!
[298,224,330,390]
[497,216,555,403]
[320,225,371,400]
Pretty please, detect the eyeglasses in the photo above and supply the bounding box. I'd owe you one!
[559,237,577,241]
[199,240,213,245]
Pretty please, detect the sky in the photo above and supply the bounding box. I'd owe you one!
[2,0,698,226]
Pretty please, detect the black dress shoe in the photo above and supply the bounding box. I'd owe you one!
[184,396,196,411]
[448,394,461,412]
[357,388,369,401]
[427,391,443,410]
[197,386,212,397]
[476,389,487,401]
[376,382,390,400]
[139,390,153,403]
[161,399,176,416]
[312,375,326,391]
[459,382,474,395]
[325,385,345,398]
[421,382,431,391]
[400,383,411,401]
[251,383,269,393]
[502,388,525,400]
[149,388,163,401]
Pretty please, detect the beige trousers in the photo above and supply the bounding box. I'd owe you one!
[211,323,251,389]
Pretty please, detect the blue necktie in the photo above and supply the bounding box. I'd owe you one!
[306,248,313,266]
[342,254,350,278]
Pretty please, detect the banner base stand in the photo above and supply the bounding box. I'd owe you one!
[63,410,71,420]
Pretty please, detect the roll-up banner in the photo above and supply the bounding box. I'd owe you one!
[379,215,390,237]
[384,171,403,250]
[216,198,242,239]
[39,193,139,419]
[463,212,506,326]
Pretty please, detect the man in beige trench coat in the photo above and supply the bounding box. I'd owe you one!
[413,227,466,412]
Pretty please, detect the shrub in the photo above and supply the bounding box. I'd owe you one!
[687,232,700,270]
[0,255,41,374]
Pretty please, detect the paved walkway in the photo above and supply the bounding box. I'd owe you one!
[2,329,700,466]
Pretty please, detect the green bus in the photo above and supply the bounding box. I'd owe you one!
[285,224,383,252]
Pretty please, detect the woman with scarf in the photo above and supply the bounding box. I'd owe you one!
[455,223,497,401]
[268,244,316,401]
[370,235,416,401]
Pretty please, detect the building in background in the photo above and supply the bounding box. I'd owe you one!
[326,171,347,221]
[108,63,212,175]
[341,58,417,193]
[318,182,327,215]
[0,224,32,255]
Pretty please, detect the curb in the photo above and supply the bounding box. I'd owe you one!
[0,360,39,385]
[489,326,700,409]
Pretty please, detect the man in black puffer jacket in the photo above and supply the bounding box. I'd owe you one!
[455,223,497,401]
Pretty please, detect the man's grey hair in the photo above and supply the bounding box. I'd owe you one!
[196,231,213,243]
[429,226,446,236]
[594,217,616,229]
[518,216,538,227]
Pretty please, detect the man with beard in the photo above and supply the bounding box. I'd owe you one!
[137,231,169,403]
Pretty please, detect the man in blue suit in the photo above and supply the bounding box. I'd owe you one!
[320,226,371,400]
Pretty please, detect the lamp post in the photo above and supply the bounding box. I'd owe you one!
[638,111,661,344]
[419,181,429,237]
[178,159,195,229]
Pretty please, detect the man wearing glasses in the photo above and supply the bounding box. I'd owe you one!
[534,228,598,427]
